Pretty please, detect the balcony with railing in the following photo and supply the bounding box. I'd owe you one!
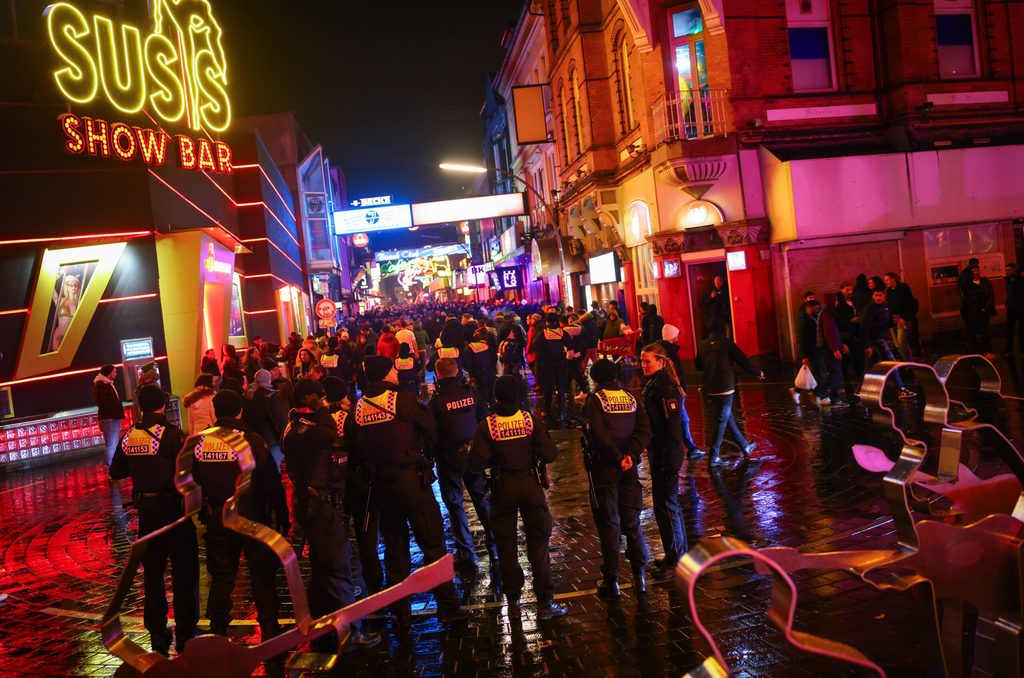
[652,89,731,145]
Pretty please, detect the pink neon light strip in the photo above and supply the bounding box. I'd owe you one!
[243,309,277,316]
[147,170,226,230]
[0,309,28,316]
[0,356,168,389]
[232,163,296,221]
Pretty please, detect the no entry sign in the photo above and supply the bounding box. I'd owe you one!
[315,299,337,320]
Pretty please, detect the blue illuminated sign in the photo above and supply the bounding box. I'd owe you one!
[335,203,413,235]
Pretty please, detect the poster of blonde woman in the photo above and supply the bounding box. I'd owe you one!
[42,263,97,354]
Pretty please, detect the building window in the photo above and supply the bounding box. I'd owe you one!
[570,70,585,152]
[559,85,573,162]
[935,0,978,78]
[614,33,637,133]
[785,0,835,92]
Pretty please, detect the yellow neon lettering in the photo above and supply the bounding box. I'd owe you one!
[135,127,169,166]
[61,114,85,154]
[45,3,98,104]
[197,138,217,172]
[195,50,231,132]
[93,15,146,114]
[215,141,232,173]
[144,33,185,123]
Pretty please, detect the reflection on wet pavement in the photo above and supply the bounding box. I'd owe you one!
[2,356,1023,676]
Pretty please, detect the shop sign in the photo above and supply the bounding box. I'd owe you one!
[350,195,393,208]
[374,244,464,262]
[46,1,235,172]
[335,204,413,235]
[318,317,337,329]
[499,267,521,289]
[315,298,337,320]
[351,233,369,248]
[203,243,231,275]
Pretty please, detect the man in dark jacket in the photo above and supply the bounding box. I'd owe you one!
[860,289,914,397]
[807,301,847,407]
[961,266,997,357]
[883,272,921,360]
[283,379,380,651]
[641,304,665,354]
[792,292,819,402]
[834,282,863,380]
[695,318,764,468]
[429,358,496,570]
[699,276,730,337]
[94,364,124,466]
[190,390,289,642]
[243,369,287,470]
[110,385,198,655]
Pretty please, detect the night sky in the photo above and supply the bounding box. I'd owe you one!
[215,0,524,207]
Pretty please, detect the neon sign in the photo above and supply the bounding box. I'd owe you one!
[45,1,231,132]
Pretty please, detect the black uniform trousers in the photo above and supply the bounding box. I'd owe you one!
[137,495,199,650]
[204,511,280,636]
[489,471,555,603]
[375,465,461,616]
[589,465,649,579]
[437,461,497,564]
[295,493,359,646]
[537,363,568,426]
[648,450,687,562]
[345,468,383,595]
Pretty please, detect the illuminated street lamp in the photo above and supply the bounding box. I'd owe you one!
[439,162,571,306]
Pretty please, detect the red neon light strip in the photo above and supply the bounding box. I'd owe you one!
[200,171,302,250]
[98,293,158,304]
[0,356,168,389]
[243,309,277,316]
[241,238,302,273]
[0,231,152,247]
[0,309,28,316]
[232,163,296,221]
[147,170,226,230]
[242,273,291,286]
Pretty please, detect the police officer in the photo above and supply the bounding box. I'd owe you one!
[428,357,497,571]
[326,377,383,597]
[109,384,198,655]
[640,343,689,578]
[469,375,568,619]
[464,326,497,413]
[344,355,470,630]
[282,379,380,652]
[529,312,573,428]
[189,390,289,641]
[582,360,652,597]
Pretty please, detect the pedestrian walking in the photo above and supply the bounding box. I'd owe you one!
[429,358,497,571]
[242,369,287,470]
[189,390,289,643]
[344,356,470,630]
[961,265,997,358]
[529,312,573,429]
[695,318,765,468]
[464,326,498,410]
[860,289,916,397]
[468,375,568,619]
[93,364,124,466]
[807,300,847,407]
[834,282,863,380]
[882,272,921,360]
[582,359,652,598]
[182,374,216,434]
[790,291,818,403]
[109,385,199,656]
[282,378,381,652]
[394,343,421,395]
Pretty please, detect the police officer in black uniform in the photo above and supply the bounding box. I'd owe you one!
[282,379,380,652]
[189,390,289,640]
[464,326,497,414]
[581,360,652,597]
[529,312,574,428]
[344,355,470,630]
[469,375,568,619]
[428,357,497,571]
[325,376,383,597]
[110,384,198,655]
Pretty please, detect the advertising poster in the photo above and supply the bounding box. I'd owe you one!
[41,262,98,355]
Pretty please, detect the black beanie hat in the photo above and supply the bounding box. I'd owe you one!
[545,312,560,325]
[213,390,243,418]
[137,384,167,413]
[292,378,325,404]
[590,358,620,386]
[261,357,278,371]
[493,375,519,405]
[363,355,393,382]
[323,376,347,403]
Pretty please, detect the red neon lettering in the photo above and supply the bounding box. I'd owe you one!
[134,127,168,166]
[177,135,197,170]
[110,123,137,162]
[215,142,232,174]
[83,117,110,158]
[61,114,84,154]
[197,138,217,172]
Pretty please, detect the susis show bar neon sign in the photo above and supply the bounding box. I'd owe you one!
[61,114,232,173]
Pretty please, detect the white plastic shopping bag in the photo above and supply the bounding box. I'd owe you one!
[794,364,817,391]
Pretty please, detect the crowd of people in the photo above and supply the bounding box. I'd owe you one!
[97,295,770,664]
[792,260,1021,407]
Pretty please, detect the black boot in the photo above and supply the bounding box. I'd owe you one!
[150,629,173,657]
[597,577,620,598]
[632,566,647,594]
[538,599,569,620]
[687,447,707,460]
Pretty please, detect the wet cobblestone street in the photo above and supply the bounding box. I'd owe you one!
[2,354,1024,677]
